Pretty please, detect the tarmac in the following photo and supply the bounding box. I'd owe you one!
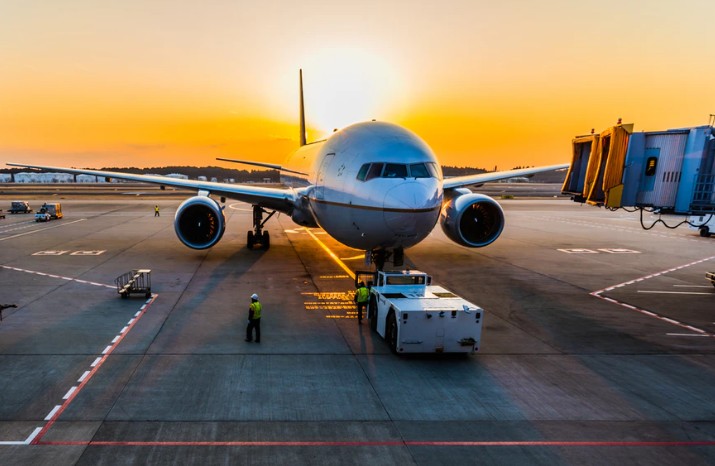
[1,188,714,465]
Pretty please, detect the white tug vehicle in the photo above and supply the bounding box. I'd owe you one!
[357,270,484,354]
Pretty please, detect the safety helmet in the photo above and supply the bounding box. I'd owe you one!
[251,293,259,300]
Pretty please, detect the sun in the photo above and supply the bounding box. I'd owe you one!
[299,47,404,138]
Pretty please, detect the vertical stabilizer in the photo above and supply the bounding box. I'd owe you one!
[299,69,307,146]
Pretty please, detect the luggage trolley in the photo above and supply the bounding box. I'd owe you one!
[116,269,152,298]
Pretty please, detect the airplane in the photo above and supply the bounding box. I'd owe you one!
[8,70,567,269]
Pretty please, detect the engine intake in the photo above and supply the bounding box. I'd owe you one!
[439,193,505,247]
[174,196,226,249]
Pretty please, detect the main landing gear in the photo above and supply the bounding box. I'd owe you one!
[247,205,276,250]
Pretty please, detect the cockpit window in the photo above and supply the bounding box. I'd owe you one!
[357,161,441,181]
[383,163,407,178]
[365,163,384,181]
[409,163,430,178]
[356,163,370,181]
[426,162,442,179]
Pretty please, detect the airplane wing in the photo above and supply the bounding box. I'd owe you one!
[216,157,308,176]
[443,163,569,190]
[6,163,300,212]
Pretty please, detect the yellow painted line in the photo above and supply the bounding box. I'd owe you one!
[304,228,356,280]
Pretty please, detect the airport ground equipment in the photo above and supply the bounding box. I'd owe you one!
[688,213,715,237]
[8,201,32,214]
[707,272,715,288]
[38,202,63,219]
[0,209,4,219]
[356,269,484,354]
[115,269,152,298]
[34,211,50,222]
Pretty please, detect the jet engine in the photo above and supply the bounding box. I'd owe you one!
[174,196,226,250]
[439,192,505,247]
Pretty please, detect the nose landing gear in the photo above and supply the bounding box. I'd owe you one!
[248,205,275,250]
[369,247,404,270]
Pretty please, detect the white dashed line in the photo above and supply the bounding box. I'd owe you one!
[44,406,61,421]
[62,387,77,400]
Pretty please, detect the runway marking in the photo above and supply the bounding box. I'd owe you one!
[637,291,713,295]
[304,228,355,280]
[62,387,78,400]
[532,215,707,243]
[34,439,715,447]
[591,255,715,336]
[17,294,159,446]
[0,265,114,289]
[0,218,86,241]
[598,248,640,254]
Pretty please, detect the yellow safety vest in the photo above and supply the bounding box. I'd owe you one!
[356,287,369,303]
[250,301,262,319]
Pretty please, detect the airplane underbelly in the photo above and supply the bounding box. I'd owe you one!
[311,199,438,250]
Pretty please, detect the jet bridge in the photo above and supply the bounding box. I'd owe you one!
[562,122,715,219]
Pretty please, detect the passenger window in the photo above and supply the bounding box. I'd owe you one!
[365,163,384,180]
[383,163,407,178]
[409,163,430,178]
[356,163,370,181]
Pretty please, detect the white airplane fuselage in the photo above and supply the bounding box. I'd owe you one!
[282,121,443,251]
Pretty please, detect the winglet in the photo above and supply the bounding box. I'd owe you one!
[299,69,307,146]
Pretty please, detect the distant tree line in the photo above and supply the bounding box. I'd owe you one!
[2,165,490,182]
[0,164,564,183]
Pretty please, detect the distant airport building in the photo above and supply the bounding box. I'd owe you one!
[76,174,100,183]
[166,173,188,180]
[0,174,11,182]
[14,172,74,183]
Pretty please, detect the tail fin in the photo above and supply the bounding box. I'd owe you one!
[299,69,307,146]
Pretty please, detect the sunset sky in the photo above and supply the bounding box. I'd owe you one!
[1,0,714,170]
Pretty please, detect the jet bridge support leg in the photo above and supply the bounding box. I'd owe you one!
[247,205,275,250]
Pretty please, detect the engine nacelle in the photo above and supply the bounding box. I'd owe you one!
[439,193,505,248]
[174,196,226,250]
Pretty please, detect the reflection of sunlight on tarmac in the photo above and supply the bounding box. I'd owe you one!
[227,203,251,212]
[340,255,364,261]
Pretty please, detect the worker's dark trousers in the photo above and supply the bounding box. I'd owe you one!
[357,302,367,321]
[246,318,261,342]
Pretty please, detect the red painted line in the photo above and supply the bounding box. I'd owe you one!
[31,295,158,445]
[36,440,715,447]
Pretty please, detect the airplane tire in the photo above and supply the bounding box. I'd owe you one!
[262,231,270,250]
[368,295,378,332]
[386,311,398,354]
[700,227,711,238]
[247,231,254,248]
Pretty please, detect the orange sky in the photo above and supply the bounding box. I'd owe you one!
[2,0,714,170]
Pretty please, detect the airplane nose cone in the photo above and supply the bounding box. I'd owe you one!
[383,182,440,238]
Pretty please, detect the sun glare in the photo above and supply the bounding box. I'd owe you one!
[299,48,404,138]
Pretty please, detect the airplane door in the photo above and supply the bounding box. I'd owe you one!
[315,153,335,200]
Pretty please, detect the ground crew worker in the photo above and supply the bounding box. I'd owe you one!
[154,205,160,217]
[245,293,262,342]
[355,281,369,323]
